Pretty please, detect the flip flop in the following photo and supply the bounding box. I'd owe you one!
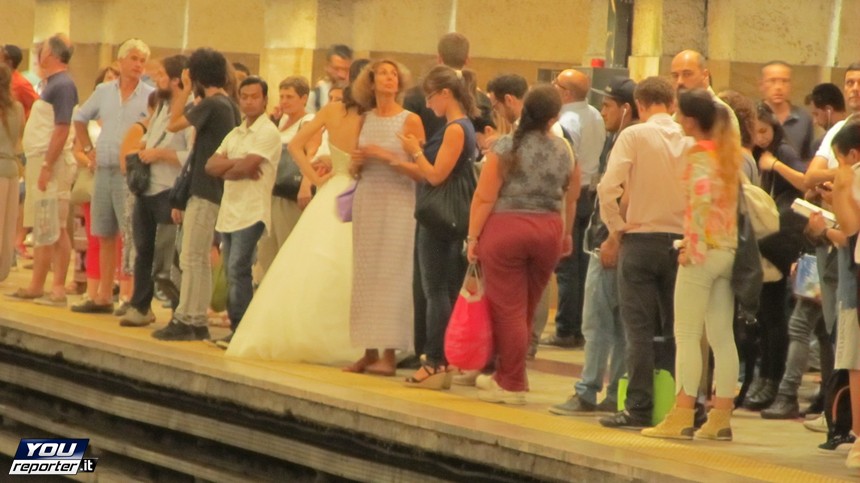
[6,288,43,300]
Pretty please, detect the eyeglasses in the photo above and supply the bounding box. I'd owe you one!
[425,91,440,102]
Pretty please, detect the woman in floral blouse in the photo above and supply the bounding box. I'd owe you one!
[642,89,741,442]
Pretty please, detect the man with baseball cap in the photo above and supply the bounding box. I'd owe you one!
[551,76,638,415]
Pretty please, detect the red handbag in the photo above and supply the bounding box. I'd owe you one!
[444,263,493,370]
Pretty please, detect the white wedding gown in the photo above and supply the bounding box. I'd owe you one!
[226,144,363,365]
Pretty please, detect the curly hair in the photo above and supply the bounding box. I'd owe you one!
[351,59,404,111]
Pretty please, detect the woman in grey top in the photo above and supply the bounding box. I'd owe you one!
[467,85,578,404]
[0,65,25,282]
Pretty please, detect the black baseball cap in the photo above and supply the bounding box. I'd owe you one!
[591,76,636,107]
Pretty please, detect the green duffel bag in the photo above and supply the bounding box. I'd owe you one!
[617,369,676,426]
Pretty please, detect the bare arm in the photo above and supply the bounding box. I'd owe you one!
[759,151,807,192]
[167,70,193,132]
[468,152,504,239]
[832,164,860,236]
[401,122,465,186]
[389,113,425,181]
[287,107,330,186]
[803,155,836,190]
[119,123,147,174]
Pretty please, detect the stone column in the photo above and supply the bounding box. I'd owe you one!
[627,0,706,80]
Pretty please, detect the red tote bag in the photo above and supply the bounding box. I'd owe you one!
[444,263,493,370]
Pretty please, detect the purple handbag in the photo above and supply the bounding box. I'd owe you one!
[336,182,357,222]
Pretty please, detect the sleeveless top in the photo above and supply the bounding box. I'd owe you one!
[419,117,476,198]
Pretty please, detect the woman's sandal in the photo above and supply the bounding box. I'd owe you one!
[405,364,452,390]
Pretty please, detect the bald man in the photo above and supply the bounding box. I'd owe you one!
[670,50,739,133]
[544,69,606,348]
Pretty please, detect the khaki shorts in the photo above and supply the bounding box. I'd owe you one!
[23,152,75,228]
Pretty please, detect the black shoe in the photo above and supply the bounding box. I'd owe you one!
[599,410,651,429]
[152,320,197,341]
[596,398,619,414]
[694,402,707,429]
[396,354,423,369]
[549,395,596,415]
[802,392,825,417]
[818,433,856,453]
[154,275,179,309]
[540,334,582,349]
[193,325,210,340]
[761,394,800,419]
[744,377,767,401]
[743,378,778,411]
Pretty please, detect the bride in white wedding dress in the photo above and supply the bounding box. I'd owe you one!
[226,80,365,365]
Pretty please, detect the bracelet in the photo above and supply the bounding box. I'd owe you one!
[771,159,779,171]
[412,150,423,160]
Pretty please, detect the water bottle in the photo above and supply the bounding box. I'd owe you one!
[33,181,60,246]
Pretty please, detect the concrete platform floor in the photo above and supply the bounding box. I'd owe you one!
[0,267,856,482]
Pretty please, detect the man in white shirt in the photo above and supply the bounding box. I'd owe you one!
[597,76,690,429]
[547,69,606,349]
[306,44,352,114]
[205,77,282,349]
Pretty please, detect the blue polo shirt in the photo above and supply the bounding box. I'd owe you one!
[73,78,154,167]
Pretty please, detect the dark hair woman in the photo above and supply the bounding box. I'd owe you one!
[396,65,478,388]
[467,84,577,404]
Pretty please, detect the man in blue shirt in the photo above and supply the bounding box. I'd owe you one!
[73,38,154,314]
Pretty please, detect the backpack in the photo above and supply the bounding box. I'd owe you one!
[740,179,780,239]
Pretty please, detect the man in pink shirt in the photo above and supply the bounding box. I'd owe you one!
[597,76,691,428]
[1,44,38,119]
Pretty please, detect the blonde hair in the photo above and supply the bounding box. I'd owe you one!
[117,38,150,60]
[351,59,404,111]
[713,105,742,197]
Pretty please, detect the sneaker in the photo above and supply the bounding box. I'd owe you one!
[475,374,494,390]
[114,301,132,317]
[539,334,583,349]
[599,410,651,429]
[549,394,597,415]
[847,441,860,468]
[194,325,211,341]
[152,320,198,341]
[119,308,156,327]
[33,294,68,307]
[761,394,800,420]
[476,377,526,405]
[71,298,114,314]
[452,370,480,386]
[596,398,619,414]
[804,414,828,433]
[818,433,855,454]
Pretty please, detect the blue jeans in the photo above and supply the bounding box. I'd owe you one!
[222,221,264,331]
[553,188,592,338]
[417,225,466,366]
[575,254,626,404]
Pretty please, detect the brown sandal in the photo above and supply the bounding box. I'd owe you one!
[6,288,43,300]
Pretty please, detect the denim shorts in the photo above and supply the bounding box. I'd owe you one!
[91,166,128,237]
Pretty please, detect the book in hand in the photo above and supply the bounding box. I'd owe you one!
[791,198,837,228]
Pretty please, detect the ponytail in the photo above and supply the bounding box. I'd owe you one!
[422,65,479,119]
[500,84,561,178]
[712,105,741,198]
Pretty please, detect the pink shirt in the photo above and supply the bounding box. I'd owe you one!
[598,113,691,235]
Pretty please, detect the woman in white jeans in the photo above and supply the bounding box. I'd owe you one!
[642,89,741,441]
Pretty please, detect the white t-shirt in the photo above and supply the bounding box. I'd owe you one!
[819,119,849,169]
[278,112,314,146]
[215,114,282,234]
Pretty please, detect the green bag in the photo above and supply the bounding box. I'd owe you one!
[617,369,676,426]
[210,257,228,313]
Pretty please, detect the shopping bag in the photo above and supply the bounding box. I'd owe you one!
[444,263,493,370]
